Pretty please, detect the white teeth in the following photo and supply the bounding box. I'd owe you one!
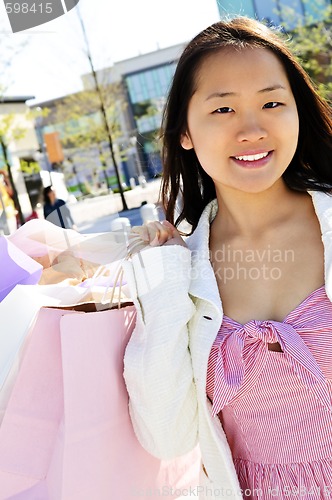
[235,152,269,161]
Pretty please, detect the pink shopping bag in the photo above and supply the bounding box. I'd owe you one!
[0,308,67,498]
[0,305,201,500]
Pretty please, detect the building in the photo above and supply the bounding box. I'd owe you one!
[32,89,133,194]
[217,0,331,29]
[82,43,185,179]
[33,44,185,191]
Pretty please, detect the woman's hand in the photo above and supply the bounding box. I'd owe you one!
[129,220,186,254]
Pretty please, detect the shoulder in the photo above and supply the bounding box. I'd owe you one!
[186,199,218,256]
[55,199,66,208]
[309,190,332,233]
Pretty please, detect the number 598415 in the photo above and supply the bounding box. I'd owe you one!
[5,3,53,14]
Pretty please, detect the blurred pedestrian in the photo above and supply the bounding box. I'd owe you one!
[43,186,77,230]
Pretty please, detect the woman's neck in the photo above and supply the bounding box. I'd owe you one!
[212,180,311,241]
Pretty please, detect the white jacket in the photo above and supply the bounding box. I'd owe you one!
[123,190,332,499]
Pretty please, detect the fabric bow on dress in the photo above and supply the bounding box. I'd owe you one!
[211,317,332,416]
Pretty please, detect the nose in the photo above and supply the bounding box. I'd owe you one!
[235,113,267,143]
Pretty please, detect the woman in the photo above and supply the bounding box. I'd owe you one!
[43,186,76,230]
[123,17,332,499]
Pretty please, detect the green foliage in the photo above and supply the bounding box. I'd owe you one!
[112,185,131,194]
[0,113,26,143]
[20,159,40,175]
[283,4,332,100]
[53,83,127,152]
[0,107,48,149]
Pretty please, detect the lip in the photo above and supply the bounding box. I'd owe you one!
[233,149,271,156]
[231,150,274,169]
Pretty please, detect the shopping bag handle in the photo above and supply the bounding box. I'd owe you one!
[87,233,149,310]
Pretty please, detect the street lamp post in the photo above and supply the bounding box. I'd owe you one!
[76,7,128,211]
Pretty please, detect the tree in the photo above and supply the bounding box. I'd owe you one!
[76,6,128,210]
[282,3,332,99]
[52,82,127,194]
[0,107,47,225]
[0,109,33,225]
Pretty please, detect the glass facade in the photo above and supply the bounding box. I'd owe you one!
[124,63,177,176]
[217,0,330,27]
[217,0,255,17]
[125,63,176,105]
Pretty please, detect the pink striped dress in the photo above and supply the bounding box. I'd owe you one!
[206,285,332,499]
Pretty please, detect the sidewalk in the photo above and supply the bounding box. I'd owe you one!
[71,179,162,233]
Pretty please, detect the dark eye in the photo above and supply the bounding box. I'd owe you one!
[263,102,282,109]
[213,107,233,114]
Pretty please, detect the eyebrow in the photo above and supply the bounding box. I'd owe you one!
[205,84,287,100]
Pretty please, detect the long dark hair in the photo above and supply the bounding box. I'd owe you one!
[43,186,53,205]
[160,17,332,231]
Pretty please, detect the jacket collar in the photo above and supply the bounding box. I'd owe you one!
[186,191,332,306]
[310,190,332,302]
[186,199,221,312]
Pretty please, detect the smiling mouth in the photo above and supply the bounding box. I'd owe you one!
[231,150,273,167]
[233,151,271,162]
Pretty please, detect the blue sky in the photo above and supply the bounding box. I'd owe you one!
[0,0,220,103]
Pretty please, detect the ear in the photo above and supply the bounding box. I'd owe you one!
[180,131,193,150]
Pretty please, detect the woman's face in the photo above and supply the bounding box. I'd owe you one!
[181,47,299,195]
[48,189,56,204]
